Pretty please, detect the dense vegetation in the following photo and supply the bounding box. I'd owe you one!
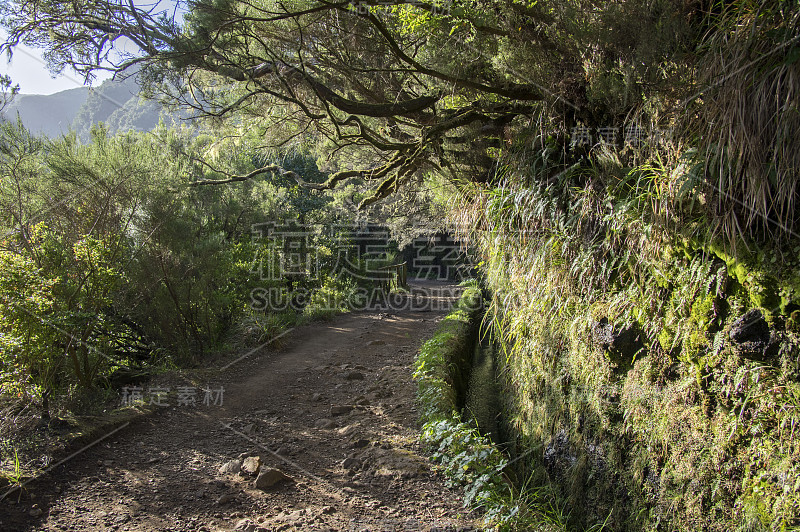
[0,119,406,430]
[2,0,800,529]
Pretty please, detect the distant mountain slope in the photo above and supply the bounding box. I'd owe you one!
[2,74,184,139]
[69,75,140,139]
[103,96,174,136]
[2,87,89,137]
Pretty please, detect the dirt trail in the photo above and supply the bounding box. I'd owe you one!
[1,282,480,532]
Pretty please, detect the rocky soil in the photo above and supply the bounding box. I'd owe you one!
[1,283,481,531]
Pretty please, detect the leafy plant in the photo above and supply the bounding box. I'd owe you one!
[0,448,26,502]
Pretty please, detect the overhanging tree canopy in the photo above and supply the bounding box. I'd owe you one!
[0,0,723,206]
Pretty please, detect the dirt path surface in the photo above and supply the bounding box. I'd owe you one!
[1,282,481,532]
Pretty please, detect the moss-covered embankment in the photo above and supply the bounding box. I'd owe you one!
[448,164,800,530]
[413,287,482,424]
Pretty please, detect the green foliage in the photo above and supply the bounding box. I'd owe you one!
[413,287,481,424]
[0,73,18,112]
[236,310,298,347]
[2,2,799,530]
[690,1,800,245]
[0,244,58,398]
[422,418,520,529]
[446,122,800,529]
[413,288,515,526]
[303,275,364,320]
[0,447,25,498]
[0,122,367,403]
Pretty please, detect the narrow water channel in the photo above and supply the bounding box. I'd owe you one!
[463,335,502,443]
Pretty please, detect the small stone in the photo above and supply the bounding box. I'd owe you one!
[342,458,361,470]
[282,509,304,523]
[730,309,775,360]
[366,340,386,346]
[311,393,322,401]
[215,492,237,505]
[352,439,370,448]
[241,456,262,476]
[337,424,358,436]
[330,405,353,416]
[29,507,43,518]
[255,468,292,490]
[235,518,257,532]
[344,371,365,381]
[355,397,370,406]
[321,505,336,514]
[314,418,336,429]
[218,459,242,475]
[242,423,256,435]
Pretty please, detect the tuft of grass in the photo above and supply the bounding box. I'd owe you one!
[687,1,800,246]
[0,448,26,502]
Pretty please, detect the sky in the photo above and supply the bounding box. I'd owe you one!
[0,1,180,95]
[1,43,113,95]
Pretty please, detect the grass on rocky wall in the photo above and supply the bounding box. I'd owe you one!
[446,141,800,531]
